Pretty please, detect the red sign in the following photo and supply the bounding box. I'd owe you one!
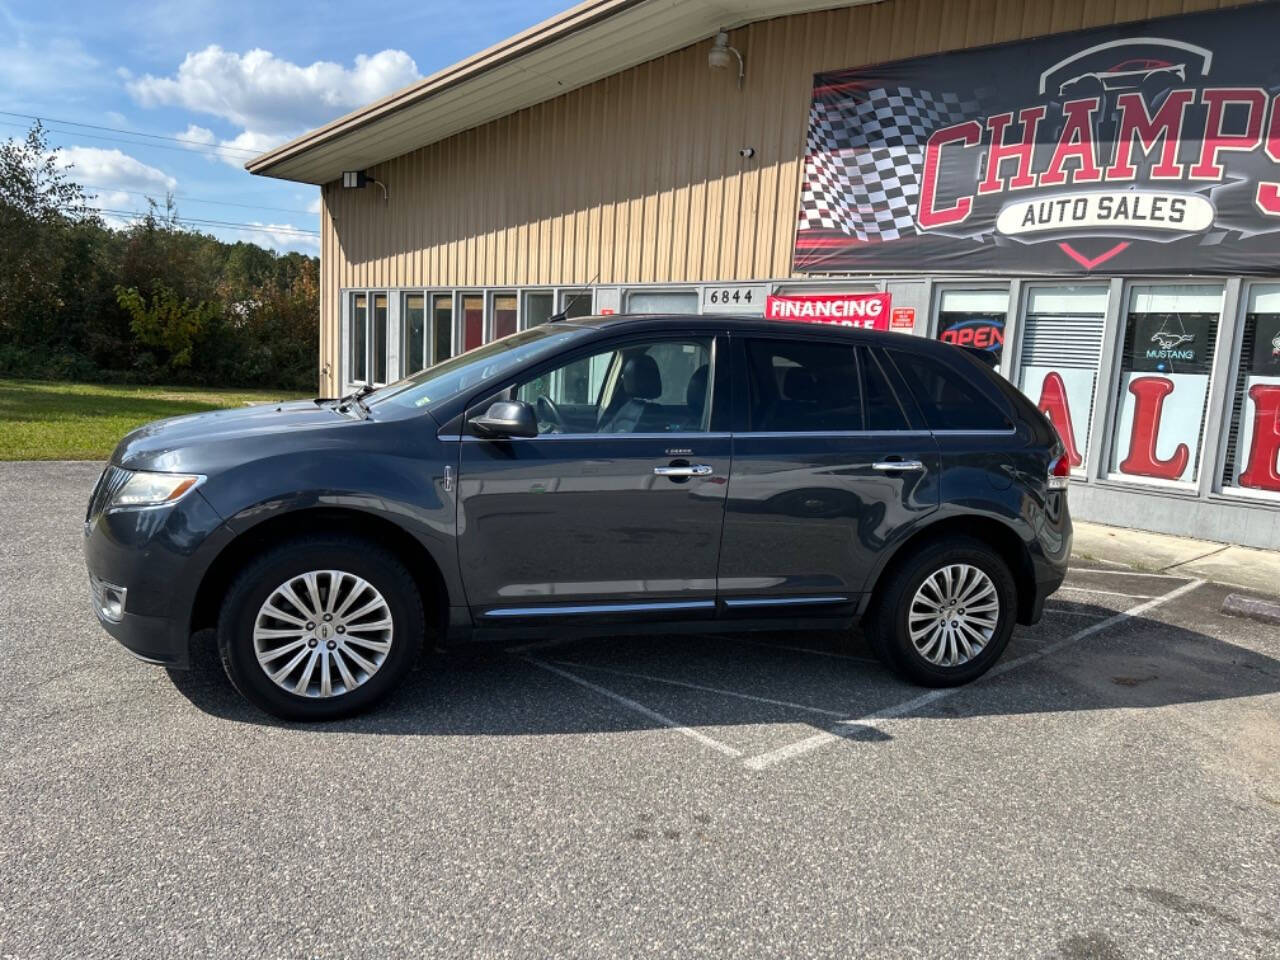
[764,292,891,329]
[890,307,915,330]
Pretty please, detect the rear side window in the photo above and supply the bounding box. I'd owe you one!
[860,348,911,431]
[888,350,1011,431]
[745,339,862,432]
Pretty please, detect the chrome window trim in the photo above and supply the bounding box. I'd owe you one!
[735,430,934,439]
[483,599,716,617]
[722,595,849,608]
[930,428,1019,436]
[460,431,732,442]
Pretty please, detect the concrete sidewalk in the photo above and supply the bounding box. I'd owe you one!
[1072,520,1280,597]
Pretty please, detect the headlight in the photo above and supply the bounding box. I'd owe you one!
[108,471,205,509]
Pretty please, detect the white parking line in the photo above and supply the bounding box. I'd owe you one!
[742,578,1206,771]
[1057,586,1155,600]
[1069,568,1188,579]
[523,657,743,758]
[550,659,849,718]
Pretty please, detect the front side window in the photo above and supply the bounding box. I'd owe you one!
[744,339,862,432]
[935,289,1009,371]
[889,350,1011,431]
[1221,283,1280,496]
[1108,284,1221,485]
[516,338,713,434]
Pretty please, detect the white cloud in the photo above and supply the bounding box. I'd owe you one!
[241,223,320,253]
[306,195,322,215]
[177,124,216,146]
[127,45,421,148]
[57,146,177,220]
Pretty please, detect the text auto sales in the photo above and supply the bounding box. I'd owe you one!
[918,88,1280,232]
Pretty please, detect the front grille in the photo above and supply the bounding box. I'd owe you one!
[86,466,130,522]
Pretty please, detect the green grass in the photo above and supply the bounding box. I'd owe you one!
[0,379,310,461]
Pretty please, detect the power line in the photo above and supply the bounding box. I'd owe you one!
[79,183,316,217]
[0,119,271,166]
[96,207,320,238]
[0,110,262,155]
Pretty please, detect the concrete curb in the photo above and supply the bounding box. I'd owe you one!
[1221,593,1280,626]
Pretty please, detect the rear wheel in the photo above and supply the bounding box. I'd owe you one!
[217,536,424,719]
[865,536,1016,687]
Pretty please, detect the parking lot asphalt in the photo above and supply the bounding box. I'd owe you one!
[2,460,1278,959]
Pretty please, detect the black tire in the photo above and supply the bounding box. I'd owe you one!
[217,535,424,720]
[864,536,1017,688]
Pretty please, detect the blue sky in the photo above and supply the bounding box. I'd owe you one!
[1,0,568,252]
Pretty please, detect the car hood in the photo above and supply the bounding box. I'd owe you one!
[112,400,370,473]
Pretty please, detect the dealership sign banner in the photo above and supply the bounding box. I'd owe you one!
[794,4,1280,275]
[764,292,891,328]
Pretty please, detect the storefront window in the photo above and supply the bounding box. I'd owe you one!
[1016,286,1108,474]
[626,290,698,313]
[1221,284,1280,496]
[403,293,426,376]
[433,294,453,364]
[559,289,593,318]
[463,294,484,352]
[492,293,517,340]
[524,291,554,328]
[349,293,367,383]
[1108,284,1221,485]
[935,289,1008,370]
[371,293,388,384]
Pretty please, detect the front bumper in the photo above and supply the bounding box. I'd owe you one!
[83,480,233,670]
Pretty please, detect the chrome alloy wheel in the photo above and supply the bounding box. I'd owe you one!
[252,570,394,699]
[907,563,1000,668]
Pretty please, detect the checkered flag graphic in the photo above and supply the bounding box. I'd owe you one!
[798,86,984,242]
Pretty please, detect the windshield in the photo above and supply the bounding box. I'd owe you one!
[367,324,593,411]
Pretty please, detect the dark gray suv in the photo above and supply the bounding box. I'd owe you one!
[84,315,1071,719]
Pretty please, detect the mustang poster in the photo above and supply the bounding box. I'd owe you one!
[794,4,1280,275]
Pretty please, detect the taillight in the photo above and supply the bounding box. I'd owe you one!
[1047,455,1071,490]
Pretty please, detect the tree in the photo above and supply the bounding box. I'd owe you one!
[0,122,319,390]
[0,122,97,348]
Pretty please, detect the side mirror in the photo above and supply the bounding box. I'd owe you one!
[469,400,538,439]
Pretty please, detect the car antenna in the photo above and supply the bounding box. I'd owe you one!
[549,271,601,322]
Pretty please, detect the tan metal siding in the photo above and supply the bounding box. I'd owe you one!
[317,0,1257,391]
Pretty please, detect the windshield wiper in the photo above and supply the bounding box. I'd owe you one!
[316,383,375,418]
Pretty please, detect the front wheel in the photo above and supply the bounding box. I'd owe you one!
[217,536,424,720]
[865,537,1017,687]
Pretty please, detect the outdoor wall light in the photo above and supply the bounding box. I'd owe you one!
[708,30,744,89]
[341,169,389,202]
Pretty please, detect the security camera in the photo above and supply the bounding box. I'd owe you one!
[739,147,756,159]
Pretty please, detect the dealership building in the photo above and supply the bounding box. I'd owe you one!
[248,0,1280,549]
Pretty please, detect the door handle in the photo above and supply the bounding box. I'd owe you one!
[871,459,925,472]
[654,464,713,477]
